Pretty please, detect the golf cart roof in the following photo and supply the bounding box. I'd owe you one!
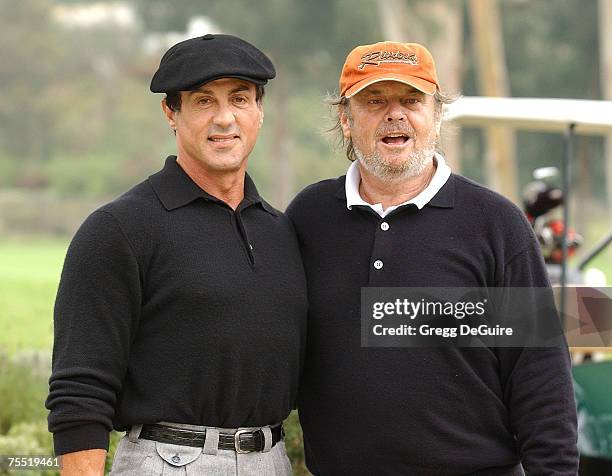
[445,97,612,136]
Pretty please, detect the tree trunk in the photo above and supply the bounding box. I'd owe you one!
[468,0,518,202]
[376,0,464,171]
[376,0,409,42]
[599,0,612,219]
[270,68,294,209]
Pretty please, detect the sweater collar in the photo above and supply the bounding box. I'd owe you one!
[148,156,278,215]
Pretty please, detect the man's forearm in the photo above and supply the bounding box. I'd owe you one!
[60,449,107,476]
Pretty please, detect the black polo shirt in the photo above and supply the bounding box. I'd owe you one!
[287,173,578,476]
[46,156,308,455]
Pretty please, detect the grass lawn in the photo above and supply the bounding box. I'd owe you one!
[0,239,68,355]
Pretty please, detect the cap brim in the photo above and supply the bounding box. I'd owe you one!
[345,74,437,98]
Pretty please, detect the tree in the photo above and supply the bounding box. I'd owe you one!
[468,0,518,201]
[376,0,464,171]
[599,0,612,218]
[0,0,62,166]
[132,0,381,207]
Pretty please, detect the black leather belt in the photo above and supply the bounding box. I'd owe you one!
[138,423,284,453]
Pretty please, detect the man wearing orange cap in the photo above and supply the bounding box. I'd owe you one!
[287,42,578,475]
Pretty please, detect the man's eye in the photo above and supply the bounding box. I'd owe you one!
[368,99,384,104]
[233,96,248,104]
[197,97,212,105]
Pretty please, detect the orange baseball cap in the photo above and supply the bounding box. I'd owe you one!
[339,41,439,98]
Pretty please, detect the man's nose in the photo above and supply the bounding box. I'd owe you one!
[213,102,236,128]
[384,102,406,122]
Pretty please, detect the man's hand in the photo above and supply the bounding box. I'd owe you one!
[60,449,107,476]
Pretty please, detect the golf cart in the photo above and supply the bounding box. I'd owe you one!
[446,96,612,473]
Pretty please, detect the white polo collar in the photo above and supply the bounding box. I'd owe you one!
[345,153,451,218]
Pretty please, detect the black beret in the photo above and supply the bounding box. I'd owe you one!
[150,34,276,93]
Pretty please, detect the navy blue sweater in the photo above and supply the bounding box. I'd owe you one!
[287,173,578,476]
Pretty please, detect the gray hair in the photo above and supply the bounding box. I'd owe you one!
[326,89,460,162]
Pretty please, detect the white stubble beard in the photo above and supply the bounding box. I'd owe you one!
[355,131,437,182]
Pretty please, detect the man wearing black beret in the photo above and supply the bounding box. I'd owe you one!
[46,34,307,475]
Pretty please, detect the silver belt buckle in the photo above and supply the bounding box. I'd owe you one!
[233,429,251,453]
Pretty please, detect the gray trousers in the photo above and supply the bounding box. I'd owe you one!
[109,422,293,475]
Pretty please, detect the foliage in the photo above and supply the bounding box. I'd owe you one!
[0,0,173,197]
[0,353,55,476]
[460,0,608,199]
[132,0,381,88]
[284,411,311,475]
[0,352,50,435]
[105,431,123,475]
[0,0,62,164]
[1,0,610,207]
[0,422,57,476]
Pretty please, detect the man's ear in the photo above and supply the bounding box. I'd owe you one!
[161,99,177,131]
[258,105,264,127]
[340,108,351,139]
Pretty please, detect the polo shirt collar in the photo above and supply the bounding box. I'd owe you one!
[149,156,278,215]
[340,152,454,214]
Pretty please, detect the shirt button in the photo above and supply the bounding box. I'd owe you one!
[171,454,181,464]
[374,260,383,270]
[380,222,389,231]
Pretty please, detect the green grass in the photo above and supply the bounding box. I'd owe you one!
[579,225,612,281]
[0,239,68,355]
